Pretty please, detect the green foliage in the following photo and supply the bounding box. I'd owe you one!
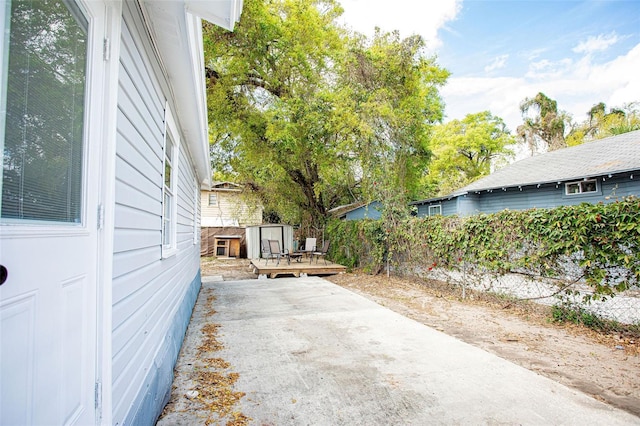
[425,111,515,196]
[326,219,386,273]
[517,92,571,153]
[566,102,640,146]
[551,303,640,335]
[551,303,608,329]
[204,0,350,229]
[326,197,640,299]
[341,30,449,202]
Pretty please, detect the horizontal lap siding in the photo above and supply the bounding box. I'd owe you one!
[416,199,457,217]
[602,175,639,199]
[201,190,262,226]
[112,3,201,424]
[417,174,639,217]
[201,191,229,223]
[477,176,639,214]
[176,148,198,250]
[345,201,382,220]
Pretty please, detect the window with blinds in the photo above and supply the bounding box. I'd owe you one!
[1,0,88,223]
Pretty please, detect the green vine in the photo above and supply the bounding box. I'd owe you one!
[326,196,640,300]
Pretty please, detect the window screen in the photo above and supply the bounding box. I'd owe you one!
[2,0,88,223]
[162,136,174,248]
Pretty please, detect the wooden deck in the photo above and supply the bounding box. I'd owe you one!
[250,257,346,279]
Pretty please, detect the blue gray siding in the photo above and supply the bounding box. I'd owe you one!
[345,201,383,220]
[416,174,639,217]
[475,175,638,214]
[112,3,201,425]
[416,199,458,217]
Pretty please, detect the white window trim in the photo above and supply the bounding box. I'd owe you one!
[193,180,198,245]
[162,106,180,258]
[565,178,598,196]
[428,204,442,216]
[208,192,218,206]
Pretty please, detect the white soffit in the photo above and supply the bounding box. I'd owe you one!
[140,0,243,188]
[185,0,243,31]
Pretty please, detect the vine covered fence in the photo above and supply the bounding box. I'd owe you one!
[326,197,640,325]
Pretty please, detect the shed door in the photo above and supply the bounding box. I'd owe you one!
[260,226,285,252]
[0,1,102,424]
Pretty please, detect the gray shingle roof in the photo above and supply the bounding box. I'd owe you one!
[455,130,640,195]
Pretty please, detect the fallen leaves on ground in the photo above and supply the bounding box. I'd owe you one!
[192,289,250,425]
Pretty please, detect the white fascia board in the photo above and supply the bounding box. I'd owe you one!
[184,11,212,188]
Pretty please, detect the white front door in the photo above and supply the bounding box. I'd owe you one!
[0,1,107,424]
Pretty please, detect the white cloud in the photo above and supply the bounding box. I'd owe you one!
[523,48,548,61]
[441,76,529,133]
[484,54,509,73]
[337,0,462,49]
[573,32,620,54]
[441,42,640,133]
[525,58,574,80]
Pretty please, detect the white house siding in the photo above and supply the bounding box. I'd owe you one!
[201,190,262,227]
[112,3,201,424]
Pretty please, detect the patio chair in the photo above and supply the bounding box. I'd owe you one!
[298,237,316,260]
[261,239,286,265]
[268,239,289,266]
[261,239,272,264]
[311,240,330,265]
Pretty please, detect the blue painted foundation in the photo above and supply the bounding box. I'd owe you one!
[124,269,202,426]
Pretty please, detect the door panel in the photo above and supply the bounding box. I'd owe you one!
[0,292,36,425]
[1,236,96,425]
[0,0,104,424]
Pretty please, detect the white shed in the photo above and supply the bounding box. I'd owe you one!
[246,224,295,259]
[0,1,243,425]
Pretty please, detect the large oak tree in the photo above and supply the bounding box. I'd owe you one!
[203,0,448,230]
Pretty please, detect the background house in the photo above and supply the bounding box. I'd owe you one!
[201,181,262,227]
[0,1,242,425]
[412,130,640,216]
[329,201,383,221]
[200,181,263,257]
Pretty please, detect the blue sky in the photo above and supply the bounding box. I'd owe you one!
[338,0,640,134]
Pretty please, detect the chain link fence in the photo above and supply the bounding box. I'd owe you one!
[411,260,640,325]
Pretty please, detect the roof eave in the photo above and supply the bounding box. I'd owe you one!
[140,0,243,189]
[464,167,640,194]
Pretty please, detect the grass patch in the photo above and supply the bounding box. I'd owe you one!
[551,303,640,337]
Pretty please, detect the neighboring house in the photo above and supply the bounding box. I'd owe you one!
[412,130,640,216]
[200,182,262,257]
[329,201,383,220]
[201,181,262,227]
[0,1,242,425]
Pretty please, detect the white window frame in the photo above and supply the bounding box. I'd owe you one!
[0,0,90,228]
[428,204,442,216]
[193,181,199,245]
[208,192,218,206]
[565,179,598,196]
[162,107,179,258]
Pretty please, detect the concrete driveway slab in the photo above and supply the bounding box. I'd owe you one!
[179,276,640,425]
